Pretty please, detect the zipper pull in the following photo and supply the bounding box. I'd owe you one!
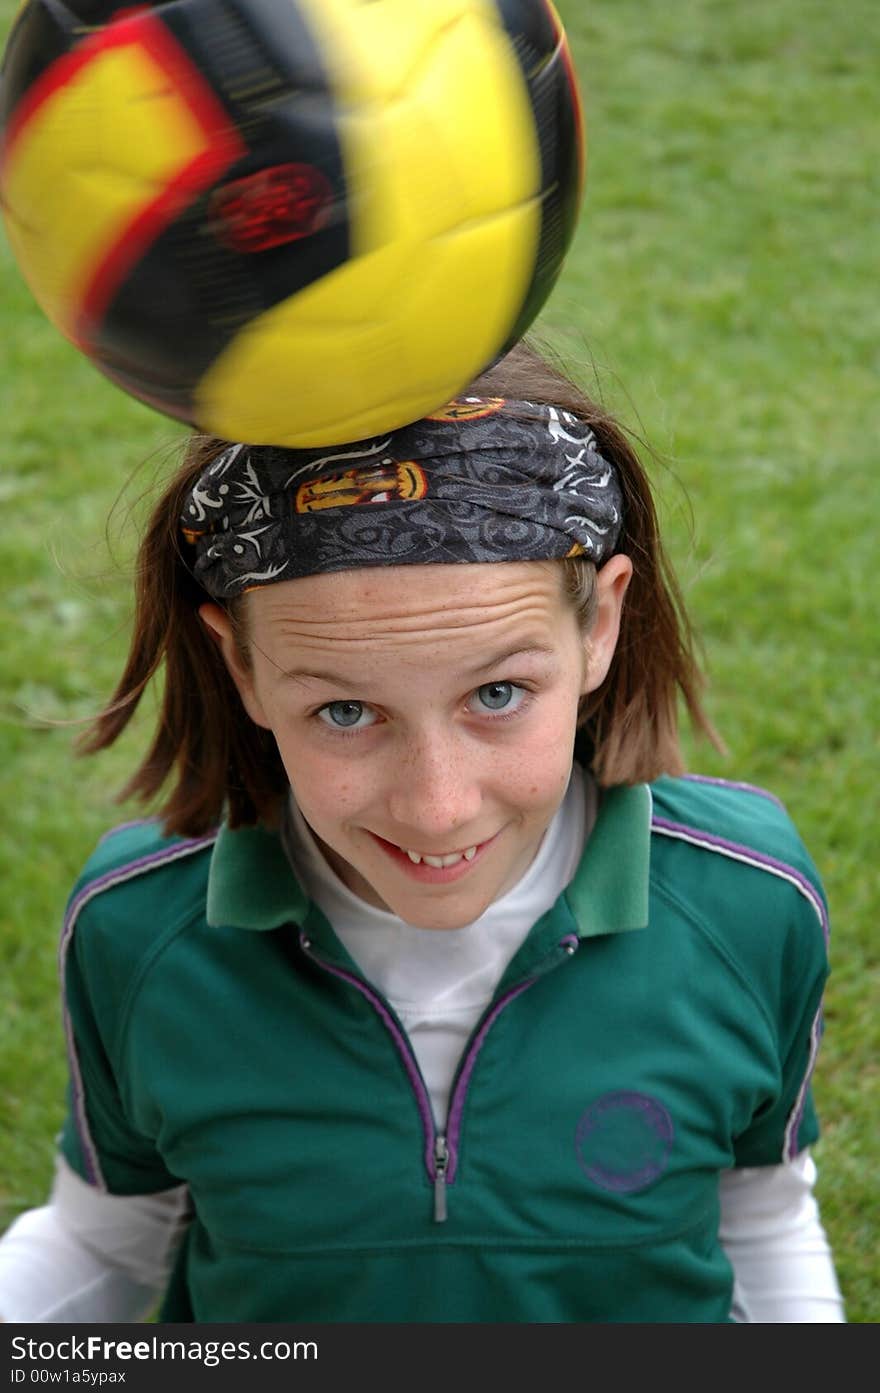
[433,1134,449,1223]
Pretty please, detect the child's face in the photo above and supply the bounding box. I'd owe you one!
[204,558,629,930]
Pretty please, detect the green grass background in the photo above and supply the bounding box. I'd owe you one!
[0,0,877,1321]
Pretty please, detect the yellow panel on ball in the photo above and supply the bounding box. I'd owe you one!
[305,0,479,103]
[2,40,222,340]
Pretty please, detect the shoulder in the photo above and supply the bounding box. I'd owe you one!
[647,775,829,989]
[63,819,219,982]
[650,774,827,927]
[69,817,218,919]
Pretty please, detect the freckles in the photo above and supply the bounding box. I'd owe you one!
[327,782,356,812]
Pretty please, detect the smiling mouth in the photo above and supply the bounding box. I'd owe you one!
[368,831,495,876]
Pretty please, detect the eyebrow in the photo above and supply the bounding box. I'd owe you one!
[466,643,558,678]
[277,645,557,689]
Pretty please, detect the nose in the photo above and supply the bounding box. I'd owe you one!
[386,727,482,844]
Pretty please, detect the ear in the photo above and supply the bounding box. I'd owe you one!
[199,602,272,730]
[581,554,633,695]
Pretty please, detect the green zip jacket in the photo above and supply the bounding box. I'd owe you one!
[59,774,829,1323]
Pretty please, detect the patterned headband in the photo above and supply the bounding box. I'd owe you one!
[180,397,623,600]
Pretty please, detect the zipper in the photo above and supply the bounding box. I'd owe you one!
[433,1135,449,1222]
[299,928,580,1224]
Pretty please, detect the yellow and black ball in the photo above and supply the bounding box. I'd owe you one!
[0,0,584,446]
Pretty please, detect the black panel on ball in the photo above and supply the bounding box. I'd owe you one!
[0,0,82,128]
[492,0,584,353]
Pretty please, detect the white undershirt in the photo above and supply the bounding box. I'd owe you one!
[0,770,845,1322]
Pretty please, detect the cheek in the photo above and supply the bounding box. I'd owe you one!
[494,707,579,808]
[272,732,372,824]
[518,756,574,811]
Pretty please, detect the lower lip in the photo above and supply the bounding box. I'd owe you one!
[368,832,497,884]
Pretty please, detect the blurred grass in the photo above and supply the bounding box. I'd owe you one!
[1,0,877,1320]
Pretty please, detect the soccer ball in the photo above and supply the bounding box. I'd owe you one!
[0,0,584,447]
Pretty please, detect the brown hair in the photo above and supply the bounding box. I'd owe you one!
[80,340,719,834]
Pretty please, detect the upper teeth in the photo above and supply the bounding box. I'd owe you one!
[406,846,477,868]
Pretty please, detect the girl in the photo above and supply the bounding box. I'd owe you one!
[0,343,845,1322]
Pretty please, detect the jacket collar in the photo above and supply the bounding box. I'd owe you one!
[563,783,651,937]
[206,820,309,930]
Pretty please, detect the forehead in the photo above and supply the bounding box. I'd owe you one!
[242,561,572,653]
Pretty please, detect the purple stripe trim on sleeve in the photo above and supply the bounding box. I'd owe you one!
[57,834,217,1192]
[681,774,785,808]
[651,817,829,946]
[445,982,533,1184]
[59,998,101,1189]
[784,1003,824,1162]
[298,937,437,1180]
[97,818,158,844]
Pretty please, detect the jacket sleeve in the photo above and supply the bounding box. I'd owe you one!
[731,838,830,1168]
[58,887,181,1196]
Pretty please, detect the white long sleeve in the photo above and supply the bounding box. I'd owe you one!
[0,1158,188,1323]
[720,1151,845,1322]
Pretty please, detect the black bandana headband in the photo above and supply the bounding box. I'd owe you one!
[181,397,624,600]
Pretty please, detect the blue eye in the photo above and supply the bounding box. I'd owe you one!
[472,681,523,713]
[318,700,376,730]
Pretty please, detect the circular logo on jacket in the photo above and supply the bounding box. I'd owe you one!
[575,1091,674,1193]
